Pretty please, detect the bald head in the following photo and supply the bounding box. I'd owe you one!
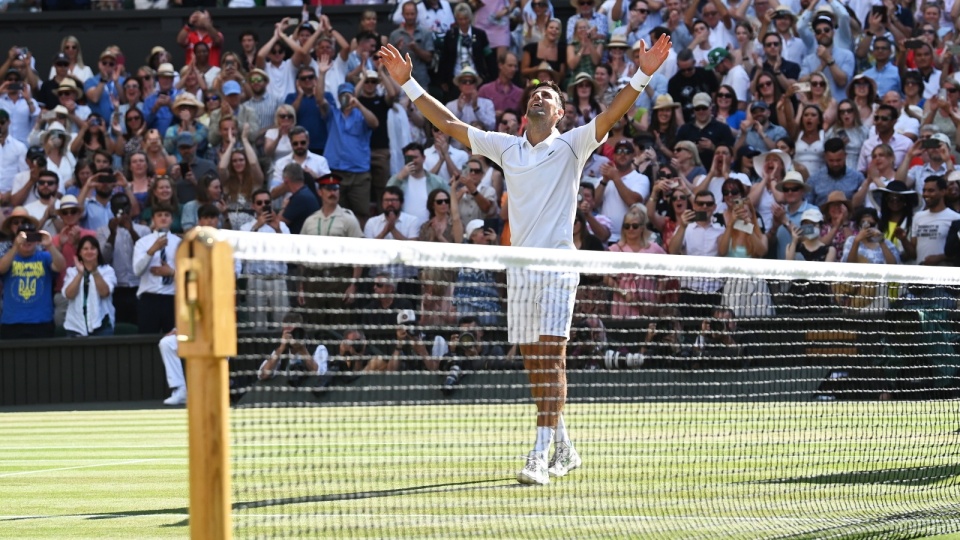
[882,91,903,109]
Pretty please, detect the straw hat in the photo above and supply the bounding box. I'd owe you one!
[607,34,630,49]
[776,170,810,192]
[172,92,205,114]
[55,78,81,98]
[818,190,852,215]
[567,72,599,97]
[453,66,483,87]
[0,206,40,237]
[157,63,176,77]
[653,94,679,110]
[532,61,560,82]
[753,149,793,179]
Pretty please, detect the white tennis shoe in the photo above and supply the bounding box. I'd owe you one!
[163,386,187,406]
[547,443,581,478]
[517,452,550,485]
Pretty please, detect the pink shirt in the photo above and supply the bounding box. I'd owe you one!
[477,80,524,114]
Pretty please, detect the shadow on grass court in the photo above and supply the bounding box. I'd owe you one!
[761,463,960,486]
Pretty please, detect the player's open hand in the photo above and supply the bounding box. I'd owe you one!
[634,34,672,76]
[379,44,413,86]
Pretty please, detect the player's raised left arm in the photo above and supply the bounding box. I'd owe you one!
[594,35,672,143]
[380,44,473,148]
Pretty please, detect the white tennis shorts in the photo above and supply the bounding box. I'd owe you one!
[506,268,579,344]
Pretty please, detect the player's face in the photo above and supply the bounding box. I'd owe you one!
[526,88,563,126]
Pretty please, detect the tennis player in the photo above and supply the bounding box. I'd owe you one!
[381,36,671,485]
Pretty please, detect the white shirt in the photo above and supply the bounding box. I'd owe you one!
[309,56,348,98]
[0,94,39,144]
[445,96,496,131]
[911,207,960,265]
[0,136,27,194]
[363,210,421,240]
[265,59,297,101]
[24,197,59,234]
[597,170,650,243]
[894,110,920,138]
[424,145,469,182]
[265,128,293,162]
[133,231,182,297]
[239,219,291,275]
[271,151,331,190]
[468,117,607,249]
[258,344,329,379]
[679,221,725,292]
[402,174,430,226]
[722,65,751,103]
[63,265,117,335]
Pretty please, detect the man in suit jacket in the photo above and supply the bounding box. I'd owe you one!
[435,2,496,101]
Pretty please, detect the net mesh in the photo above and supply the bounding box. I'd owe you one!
[220,231,960,539]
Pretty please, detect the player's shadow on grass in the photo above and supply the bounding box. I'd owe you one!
[0,507,191,528]
[233,477,518,511]
[760,463,960,487]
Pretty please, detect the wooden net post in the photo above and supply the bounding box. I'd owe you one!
[175,227,236,540]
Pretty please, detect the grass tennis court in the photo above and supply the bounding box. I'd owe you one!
[3,402,960,539]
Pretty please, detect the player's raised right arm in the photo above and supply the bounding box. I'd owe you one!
[380,44,472,148]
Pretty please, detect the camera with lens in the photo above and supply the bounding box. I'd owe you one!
[603,349,644,369]
[442,364,462,395]
[458,332,476,348]
[290,327,306,341]
[709,319,725,333]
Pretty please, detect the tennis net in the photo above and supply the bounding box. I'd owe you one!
[218,231,960,539]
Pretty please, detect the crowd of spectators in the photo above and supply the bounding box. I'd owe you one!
[3,2,960,398]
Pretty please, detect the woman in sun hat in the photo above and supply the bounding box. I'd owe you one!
[870,180,920,257]
[640,94,681,160]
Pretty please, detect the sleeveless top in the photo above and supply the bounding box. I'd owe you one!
[794,130,825,173]
[797,243,830,262]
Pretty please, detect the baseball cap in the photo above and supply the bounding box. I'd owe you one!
[464,219,485,240]
[222,80,242,96]
[397,309,417,326]
[692,92,712,108]
[750,100,769,111]
[0,109,9,122]
[337,82,355,96]
[176,132,195,147]
[362,70,379,80]
[707,47,731,69]
[800,208,824,223]
[99,49,117,61]
[53,53,70,65]
[614,140,634,152]
[931,133,952,148]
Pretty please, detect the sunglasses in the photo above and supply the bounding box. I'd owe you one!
[299,75,316,81]
[716,93,733,99]
[838,108,855,114]
[782,185,803,193]
[55,62,70,67]
[468,168,483,174]
[615,148,633,154]
[759,81,773,88]
[694,200,714,207]
[721,190,741,196]
[206,95,219,101]
[623,222,642,229]
[693,105,709,111]
[127,115,143,121]
[672,195,689,202]
[634,8,649,13]
[949,88,960,93]
[291,140,308,147]
[532,1,547,6]
[102,61,115,67]
[579,0,594,5]
[278,114,294,119]
[7,218,24,226]
[140,74,153,80]
[57,92,73,97]
[874,115,892,122]
[434,199,450,205]
[124,84,139,90]
[250,77,265,83]
[763,42,781,48]
[814,27,832,35]
[923,28,937,34]
[254,199,271,206]
[60,208,80,215]
[364,79,379,84]
[37,180,58,186]
[460,79,477,85]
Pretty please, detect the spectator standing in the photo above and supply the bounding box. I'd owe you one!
[163,93,209,161]
[566,0,608,41]
[240,189,291,329]
[285,65,328,157]
[53,36,94,83]
[76,168,120,231]
[806,138,865,206]
[424,126,469,182]
[605,205,666,319]
[667,190,724,318]
[98,192,150,327]
[270,127,331,198]
[859,37,900,98]
[437,3,497,97]
[0,109,28,206]
[22,169,60,235]
[38,53,74,110]
[706,48,749,104]
[478,52,523,116]
[769,171,817,260]
[171,132,217,204]
[387,142,448,225]
[245,69,283,141]
[911,176,960,265]
[207,81,259,147]
[667,49,718,121]
[799,14,854,101]
[256,23,299,102]
[63,235,116,337]
[143,63,181,137]
[0,69,39,145]
[446,67,496,132]
[279,162,320,235]
[356,68,399,209]
[83,50,124,123]
[389,1,436,88]
[238,30,259,73]
[857,105,913,174]
[418,188,463,243]
[676,92,734,167]
[133,204,180,334]
[317,71,378,223]
[0,222,64,340]
[596,140,650,242]
[263,104,297,162]
[177,10,224,67]
[897,133,956,189]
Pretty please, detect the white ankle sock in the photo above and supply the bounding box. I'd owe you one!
[533,427,554,460]
[554,414,571,446]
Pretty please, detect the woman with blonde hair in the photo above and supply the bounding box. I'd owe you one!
[795,72,837,129]
[566,18,603,79]
[717,180,774,317]
[604,204,666,319]
[521,18,567,82]
[52,36,93,82]
[522,0,554,46]
[825,98,870,172]
[672,140,705,182]
[264,104,297,160]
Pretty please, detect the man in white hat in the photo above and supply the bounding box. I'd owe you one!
[143,63,181,136]
[769,171,817,259]
[381,32,672,485]
[51,194,96,327]
[445,66,495,131]
[83,50,124,122]
[897,132,957,189]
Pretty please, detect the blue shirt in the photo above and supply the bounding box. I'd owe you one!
[83,197,114,231]
[323,96,373,173]
[143,89,182,138]
[83,75,125,121]
[1,250,55,324]
[800,47,855,101]
[861,62,901,98]
[285,93,328,154]
[805,167,865,207]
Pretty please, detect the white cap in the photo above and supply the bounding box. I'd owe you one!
[464,219,485,240]
[800,208,824,223]
[397,309,417,326]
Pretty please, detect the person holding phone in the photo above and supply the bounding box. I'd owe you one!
[842,207,900,264]
[258,312,329,381]
[0,219,65,340]
[667,189,725,319]
[239,188,291,329]
[387,142,448,225]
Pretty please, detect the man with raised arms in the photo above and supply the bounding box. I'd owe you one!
[379,35,671,485]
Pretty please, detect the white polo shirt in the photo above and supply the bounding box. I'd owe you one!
[468,118,607,249]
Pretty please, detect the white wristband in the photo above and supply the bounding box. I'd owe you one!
[630,70,652,92]
[401,79,426,101]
